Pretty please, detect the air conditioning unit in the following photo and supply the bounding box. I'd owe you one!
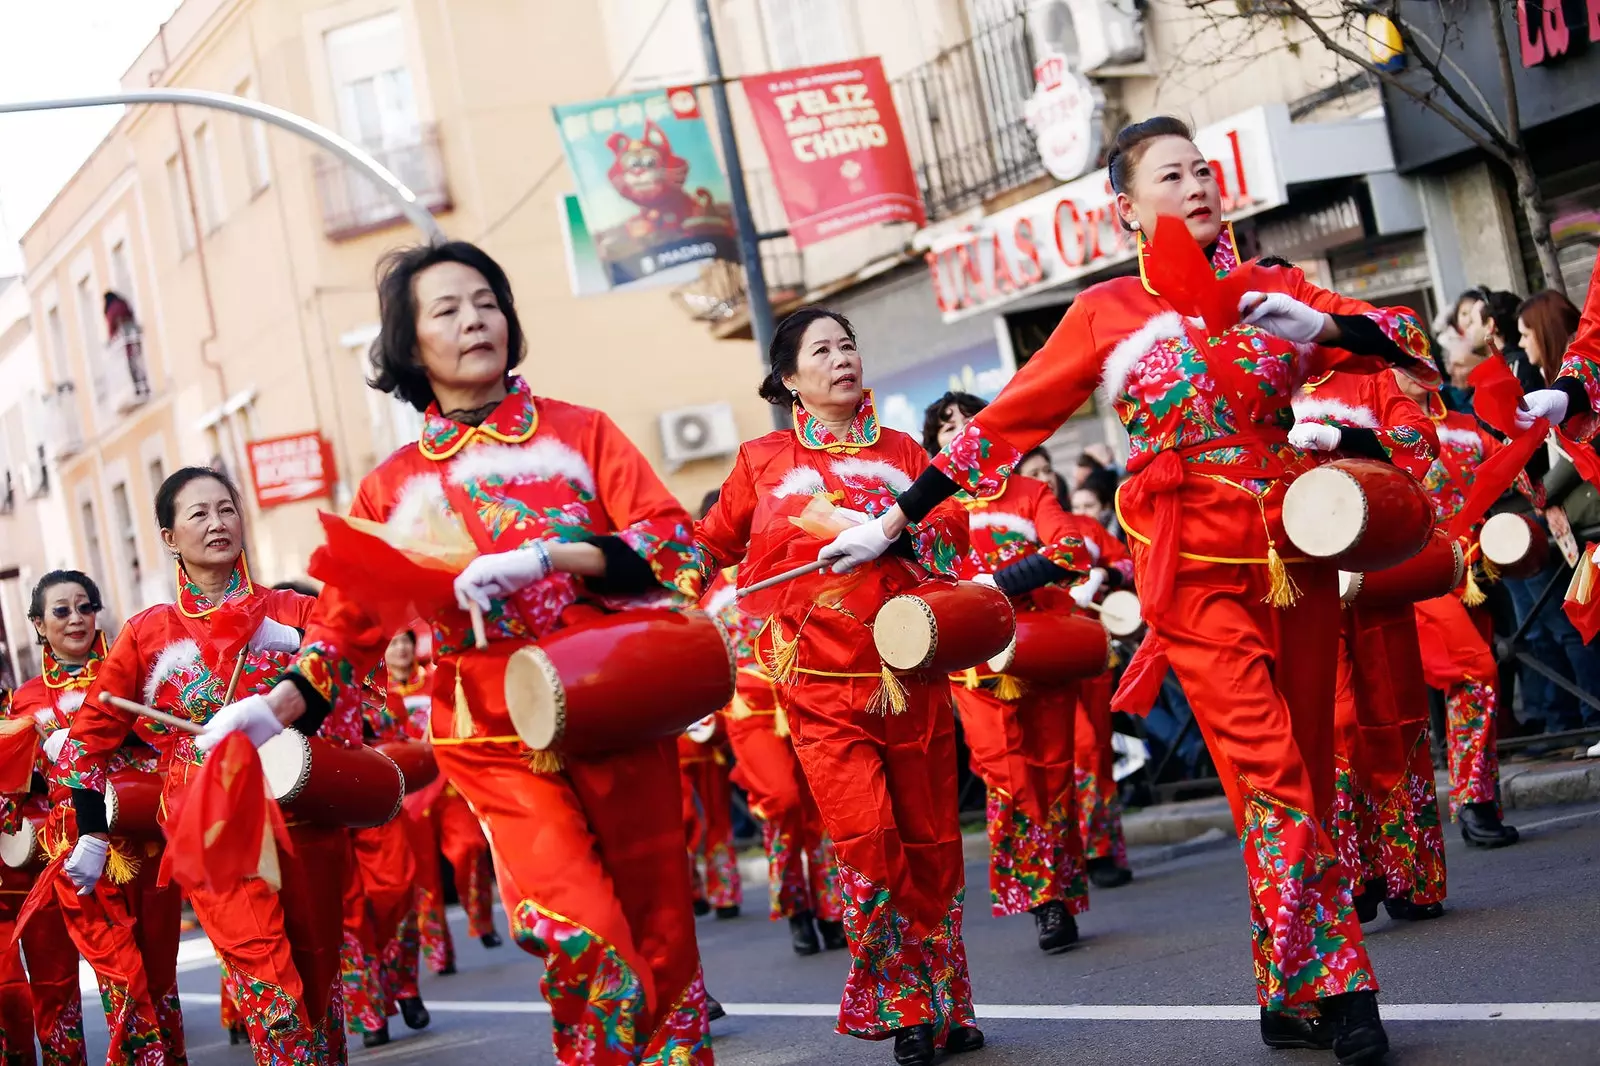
[1030,0,1145,74]
[659,402,739,470]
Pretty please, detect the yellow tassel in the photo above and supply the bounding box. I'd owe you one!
[866,664,908,715]
[772,702,790,739]
[1479,555,1499,582]
[104,843,141,885]
[1461,565,1487,607]
[453,673,474,740]
[727,692,754,720]
[993,673,1026,701]
[524,748,564,774]
[763,621,800,686]
[962,667,982,690]
[1264,545,1301,608]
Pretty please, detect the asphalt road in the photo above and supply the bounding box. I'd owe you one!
[80,800,1600,1065]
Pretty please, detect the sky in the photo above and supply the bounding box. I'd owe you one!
[0,0,183,275]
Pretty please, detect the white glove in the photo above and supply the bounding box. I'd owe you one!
[197,694,284,752]
[1071,568,1107,609]
[972,572,998,588]
[64,835,108,895]
[817,515,896,574]
[1240,291,1331,345]
[454,546,552,613]
[42,729,68,765]
[248,617,302,655]
[1288,422,1343,452]
[1517,388,1569,430]
[831,508,870,527]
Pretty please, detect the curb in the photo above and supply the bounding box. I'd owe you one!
[1501,759,1600,809]
[1121,797,1234,847]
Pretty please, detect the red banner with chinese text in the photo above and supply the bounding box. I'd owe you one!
[247,432,334,509]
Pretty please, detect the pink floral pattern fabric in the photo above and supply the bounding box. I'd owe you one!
[1445,678,1499,816]
[984,788,1089,917]
[1074,766,1128,868]
[763,820,845,921]
[1328,757,1381,887]
[1376,728,1448,905]
[217,965,316,1065]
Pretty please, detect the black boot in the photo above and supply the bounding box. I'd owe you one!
[817,918,848,951]
[1353,876,1386,924]
[1460,803,1519,848]
[1087,856,1133,889]
[480,930,503,948]
[362,1018,391,1048]
[692,899,711,917]
[945,1025,985,1054]
[892,1023,935,1066]
[228,1024,248,1046]
[706,996,726,1022]
[789,911,821,956]
[1322,990,1389,1065]
[1259,1007,1333,1050]
[437,957,458,976]
[715,904,741,920]
[1383,896,1444,921]
[398,996,431,1030]
[1031,899,1079,954]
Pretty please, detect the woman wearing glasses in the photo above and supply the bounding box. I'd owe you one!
[8,569,183,1065]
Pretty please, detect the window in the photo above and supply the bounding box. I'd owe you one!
[110,481,142,593]
[325,13,419,152]
[45,305,69,382]
[192,122,226,231]
[75,277,103,402]
[108,240,135,304]
[236,78,272,192]
[148,456,165,499]
[166,154,196,253]
[758,0,853,70]
[80,499,107,587]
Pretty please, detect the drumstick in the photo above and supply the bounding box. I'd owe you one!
[221,652,245,706]
[736,560,829,599]
[106,695,205,736]
[469,603,489,649]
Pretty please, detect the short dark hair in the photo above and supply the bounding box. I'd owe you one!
[1479,289,1523,351]
[758,307,856,406]
[155,466,242,530]
[698,489,721,520]
[1257,255,1295,270]
[920,391,987,455]
[1018,446,1053,473]
[369,241,527,412]
[389,628,417,646]
[1107,115,1194,198]
[271,580,319,596]
[28,570,102,621]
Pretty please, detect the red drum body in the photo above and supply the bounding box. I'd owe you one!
[1282,458,1434,571]
[504,609,734,756]
[873,581,1015,673]
[987,611,1109,684]
[1479,512,1548,579]
[106,769,163,838]
[376,740,438,794]
[1340,528,1465,607]
[259,732,405,828]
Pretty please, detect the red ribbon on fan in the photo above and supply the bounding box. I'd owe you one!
[160,730,292,894]
[307,511,466,636]
[1449,358,1549,543]
[736,495,890,621]
[0,719,40,794]
[198,598,270,676]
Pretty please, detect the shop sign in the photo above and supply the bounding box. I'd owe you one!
[920,106,1287,322]
[1024,53,1103,182]
[1254,197,1366,261]
[248,433,335,509]
[1517,0,1600,68]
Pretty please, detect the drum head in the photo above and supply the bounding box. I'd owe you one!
[1282,466,1366,558]
[1338,570,1362,605]
[1480,512,1532,568]
[0,822,35,868]
[873,595,938,671]
[984,636,1017,675]
[105,782,121,832]
[504,644,565,752]
[1099,590,1143,637]
[259,730,312,802]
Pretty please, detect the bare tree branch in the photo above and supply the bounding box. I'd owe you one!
[1485,0,1524,150]
[1394,16,1510,143]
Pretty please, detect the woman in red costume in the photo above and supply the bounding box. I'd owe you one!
[198,241,712,1066]
[820,117,1442,1064]
[678,713,741,918]
[920,392,1092,953]
[1288,365,1449,918]
[55,467,350,1063]
[702,565,845,955]
[697,308,981,1066]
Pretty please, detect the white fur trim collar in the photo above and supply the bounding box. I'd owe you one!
[705,583,738,616]
[387,474,446,532]
[1100,312,1187,401]
[1438,425,1481,448]
[144,639,200,705]
[772,466,825,500]
[968,510,1037,541]
[830,457,912,494]
[56,690,86,714]
[448,439,595,494]
[1290,396,1379,429]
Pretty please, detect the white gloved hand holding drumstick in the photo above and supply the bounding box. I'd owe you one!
[197,694,285,752]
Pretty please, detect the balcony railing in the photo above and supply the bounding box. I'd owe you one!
[104,329,152,415]
[892,7,1046,222]
[41,382,84,461]
[314,123,452,241]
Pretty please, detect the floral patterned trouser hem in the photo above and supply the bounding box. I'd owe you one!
[1075,766,1129,868]
[1241,793,1378,1010]
[1446,679,1499,817]
[417,885,455,974]
[215,962,321,1065]
[338,930,387,1036]
[39,995,85,1066]
[985,788,1089,917]
[1375,728,1448,906]
[835,864,975,1043]
[1328,757,1383,888]
[96,980,167,1065]
[698,840,743,910]
[765,820,845,921]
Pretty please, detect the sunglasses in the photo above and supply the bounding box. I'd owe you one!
[50,604,99,620]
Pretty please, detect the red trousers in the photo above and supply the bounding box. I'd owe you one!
[1074,672,1129,869]
[782,669,973,1044]
[1135,549,1376,1011]
[0,863,83,1066]
[678,737,741,910]
[401,784,456,975]
[1414,595,1501,815]
[951,681,1087,917]
[340,821,419,1034]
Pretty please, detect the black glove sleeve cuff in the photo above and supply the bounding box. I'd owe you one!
[1329,313,1398,359]
[1556,377,1593,419]
[994,554,1072,597]
[283,672,333,738]
[1336,427,1390,462]
[582,535,659,597]
[897,467,961,525]
[72,788,109,836]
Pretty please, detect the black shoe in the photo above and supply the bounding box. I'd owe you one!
[789,911,821,956]
[1031,899,1079,954]
[817,918,848,951]
[1323,990,1389,1065]
[945,1025,985,1054]
[1383,896,1445,921]
[397,996,431,1031]
[1259,1007,1333,1050]
[1353,876,1386,924]
[693,899,711,917]
[892,1024,935,1066]
[228,1025,248,1046]
[361,1019,391,1048]
[480,930,503,949]
[1087,856,1133,889]
[437,958,458,976]
[706,996,726,1022]
[1460,802,1520,848]
[715,904,741,920]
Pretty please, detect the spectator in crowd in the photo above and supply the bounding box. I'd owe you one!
[1070,481,1122,541]
[1437,288,1491,411]
[1017,446,1054,483]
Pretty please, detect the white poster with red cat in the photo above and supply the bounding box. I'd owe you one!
[741,57,925,248]
[554,89,740,288]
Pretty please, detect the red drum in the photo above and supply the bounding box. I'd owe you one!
[1340,528,1464,608]
[873,581,1015,673]
[1479,512,1548,580]
[504,609,734,756]
[106,769,163,838]
[376,740,438,794]
[986,611,1110,684]
[1282,458,1434,571]
[259,732,405,829]
[0,798,48,871]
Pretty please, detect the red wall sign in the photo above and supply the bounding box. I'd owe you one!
[248,433,335,509]
[1517,0,1600,68]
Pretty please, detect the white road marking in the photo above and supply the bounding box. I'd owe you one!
[1514,807,1600,833]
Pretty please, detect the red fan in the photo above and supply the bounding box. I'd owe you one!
[737,495,875,620]
[0,719,39,794]
[1142,214,1252,338]
[1449,359,1549,542]
[307,512,468,635]
[200,599,269,676]
[160,731,291,894]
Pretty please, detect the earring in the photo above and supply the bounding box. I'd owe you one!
[168,549,181,560]
[790,389,800,402]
